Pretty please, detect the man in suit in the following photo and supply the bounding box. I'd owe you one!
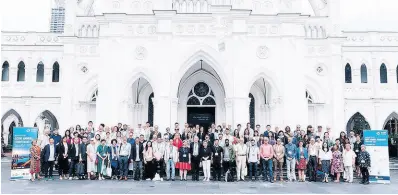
[212,139,224,181]
[130,137,144,180]
[68,137,81,180]
[79,136,88,179]
[43,138,57,180]
[190,136,201,181]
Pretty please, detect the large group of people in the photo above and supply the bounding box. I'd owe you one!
[29,121,372,185]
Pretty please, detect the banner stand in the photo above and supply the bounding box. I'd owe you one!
[10,127,39,180]
[363,130,391,184]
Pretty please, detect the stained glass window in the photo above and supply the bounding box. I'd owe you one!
[249,93,255,129]
[210,90,215,97]
[380,63,388,83]
[36,62,44,82]
[148,92,154,126]
[360,64,367,83]
[187,96,200,105]
[193,82,209,97]
[345,63,352,83]
[202,97,216,105]
[188,90,193,97]
[2,61,9,81]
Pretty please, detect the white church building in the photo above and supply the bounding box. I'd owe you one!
[1,0,398,151]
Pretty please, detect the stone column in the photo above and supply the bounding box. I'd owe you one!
[232,97,251,128]
[329,41,345,138]
[170,98,179,129]
[133,104,143,127]
[153,96,171,133]
[224,98,233,126]
[281,38,307,127]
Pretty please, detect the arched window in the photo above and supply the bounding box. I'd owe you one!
[91,89,98,102]
[249,93,255,129]
[2,61,9,81]
[148,92,154,126]
[52,62,60,82]
[36,62,44,82]
[380,63,388,83]
[345,63,352,83]
[306,91,313,103]
[396,65,398,83]
[360,64,367,83]
[17,61,25,82]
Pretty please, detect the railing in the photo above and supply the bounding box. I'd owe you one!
[172,0,211,13]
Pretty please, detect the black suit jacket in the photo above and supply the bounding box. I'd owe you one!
[190,142,202,157]
[197,132,206,142]
[68,144,81,160]
[43,144,57,162]
[56,142,69,159]
[130,143,144,161]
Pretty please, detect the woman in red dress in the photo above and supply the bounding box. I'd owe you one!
[176,140,191,181]
[29,139,42,181]
[172,133,183,149]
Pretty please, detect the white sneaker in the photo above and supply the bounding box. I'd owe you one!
[146,178,151,181]
[160,178,163,181]
[99,177,102,180]
[203,177,207,181]
[206,178,210,182]
[69,177,72,180]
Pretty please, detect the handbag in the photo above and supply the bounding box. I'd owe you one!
[106,161,112,176]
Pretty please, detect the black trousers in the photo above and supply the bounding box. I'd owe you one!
[191,156,200,180]
[308,156,317,181]
[360,167,369,183]
[144,160,156,179]
[69,159,79,177]
[212,161,222,180]
[58,157,69,175]
[44,161,55,178]
[82,160,87,177]
[154,159,164,177]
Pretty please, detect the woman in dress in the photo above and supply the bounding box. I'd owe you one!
[96,139,109,180]
[172,133,183,150]
[64,130,72,144]
[353,135,362,177]
[318,142,332,182]
[143,141,155,180]
[331,144,344,182]
[86,138,97,180]
[109,139,119,180]
[295,140,308,182]
[29,139,41,181]
[200,140,212,181]
[176,140,191,181]
[56,136,69,180]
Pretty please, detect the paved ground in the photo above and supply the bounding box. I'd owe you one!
[1,157,397,194]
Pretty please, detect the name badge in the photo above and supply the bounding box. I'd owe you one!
[361,160,365,163]
[200,139,202,142]
[215,153,219,156]
[183,154,187,157]
[355,150,359,153]
[288,151,292,155]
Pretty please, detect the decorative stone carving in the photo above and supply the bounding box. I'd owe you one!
[5,36,11,41]
[137,25,144,34]
[81,66,88,73]
[80,46,87,53]
[135,46,147,60]
[148,25,156,34]
[89,46,96,54]
[256,46,269,59]
[198,25,206,33]
[259,25,267,34]
[40,36,45,42]
[20,36,25,41]
[247,25,256,35]
[186,25,195,34]
[316,63,326,76]
[270,25,278,34]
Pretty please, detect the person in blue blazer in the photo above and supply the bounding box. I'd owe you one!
[43,138,57,180]
[296,140,308,182]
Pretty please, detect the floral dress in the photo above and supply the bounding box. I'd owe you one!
[29,145,41,174]
[331,151,344,175]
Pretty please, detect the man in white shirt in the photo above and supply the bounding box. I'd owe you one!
[119,137,131,180]
[235,137,248,181]
[343,143,357,183]
[247,139,260,181]
[153,137,165,180]
[307,138,319,182]
[164,135,177,181]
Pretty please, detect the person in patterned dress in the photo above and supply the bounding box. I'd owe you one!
[358,145,371,185]
[331,144,344,183]
[29,139,42,181]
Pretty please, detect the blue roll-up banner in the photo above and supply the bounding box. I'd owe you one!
[10,127,39,180]
[363,130,390,184]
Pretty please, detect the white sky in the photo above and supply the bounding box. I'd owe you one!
[1,0,398,32]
